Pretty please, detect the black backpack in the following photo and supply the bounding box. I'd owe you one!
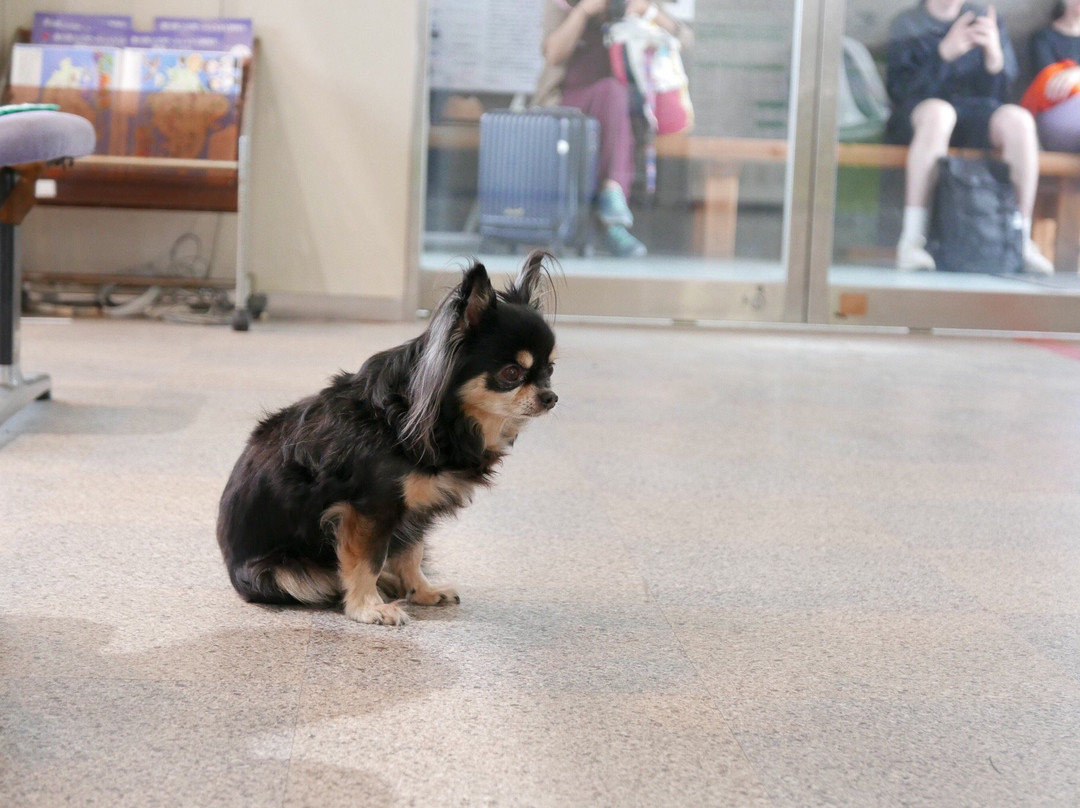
[927,156,1024,274]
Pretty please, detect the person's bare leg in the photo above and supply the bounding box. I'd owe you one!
[990,104,1038,219]
[897,99,956,271]
[905,99,957,207]
[990,104,1053,274]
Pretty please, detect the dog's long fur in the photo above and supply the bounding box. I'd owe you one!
[216,252,557,625]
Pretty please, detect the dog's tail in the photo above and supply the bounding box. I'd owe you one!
[229,555,340,605]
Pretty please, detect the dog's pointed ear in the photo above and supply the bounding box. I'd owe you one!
[504,250,553,309]
[459,262,495,329]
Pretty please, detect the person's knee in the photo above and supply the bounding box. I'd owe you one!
[912,99,957,139]
[992,104,1038,146]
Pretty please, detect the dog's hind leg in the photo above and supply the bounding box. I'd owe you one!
[326,503,409,626]
[273,559,340,604]
[388,542,460,606]
[230,556,337,605]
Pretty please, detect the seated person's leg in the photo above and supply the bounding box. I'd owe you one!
[989,104,1054,275]
[561,77,646,257]
[897,99,956,271]
[1036,95,1080,153]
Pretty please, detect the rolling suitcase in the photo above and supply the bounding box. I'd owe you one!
[477,107,599,254]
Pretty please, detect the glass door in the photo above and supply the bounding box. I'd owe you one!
[419,0,824,323]
[816,0,1080,332]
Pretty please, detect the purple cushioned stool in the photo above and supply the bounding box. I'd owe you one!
[1,109,95,425]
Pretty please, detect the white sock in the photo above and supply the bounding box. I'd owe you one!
[1023,217,1033,241]
[900,206,929,244]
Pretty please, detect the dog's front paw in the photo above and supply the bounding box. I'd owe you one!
[345,600,411,626]
[407,584,460,606]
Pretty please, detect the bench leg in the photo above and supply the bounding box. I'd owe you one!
[694,164,740,258]
[1054,178,1080,274]
[1,169,51,426]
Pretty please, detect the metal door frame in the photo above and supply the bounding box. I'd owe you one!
[416,0,1080,332]
[806,0,1080,333]
[417,0,825,324]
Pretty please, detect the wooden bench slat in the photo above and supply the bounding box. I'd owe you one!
[430,124,1080,176]
[654,134,788,161]
[428,123,1080,270]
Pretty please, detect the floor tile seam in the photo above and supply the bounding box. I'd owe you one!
[0,672,311,688]
[481,489,718,704]
[652,591,1077,802]
[259,687,1080,708]
[732,690,1080,705]
[920,545,1080,559]
[663,604,1080,685]
[635,561,779,805]
[916,550,1080,622]
[996,608,1080,618]
[280,612,316,808]
[860,514,1028,618]
[985,612,1080,693]
[654,606,1050,638]
[645,599,998,615]
[287,683,742,700]
[686,683,783,807]
[645,614,778,806]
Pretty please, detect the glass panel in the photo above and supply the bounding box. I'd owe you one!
[421,0,813,322]
[825,0,1080,332]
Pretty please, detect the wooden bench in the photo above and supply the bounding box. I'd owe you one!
[2,31,260,329]
[429,124,1080,272]
[663,136,1080,270]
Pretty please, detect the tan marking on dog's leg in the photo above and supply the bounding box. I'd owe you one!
[389,543,460,606]
[273,562,339,604]
[402,471,474,511]
[329,504,409,626]
[402,472,447,510]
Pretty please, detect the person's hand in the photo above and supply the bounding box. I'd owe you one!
[575,0,608,18]
[938,11,976,63]
[1046,65,1080,102]
[969,6,1004,74]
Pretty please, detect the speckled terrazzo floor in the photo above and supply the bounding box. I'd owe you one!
[2,316,1079,807]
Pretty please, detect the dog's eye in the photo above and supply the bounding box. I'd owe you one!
[546,362,555,376]
[497,364,523,384]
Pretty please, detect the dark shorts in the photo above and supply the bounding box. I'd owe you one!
[885,96,1002,149]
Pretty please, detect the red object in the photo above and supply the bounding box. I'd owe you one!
[653,84,691,135]
[1021,59,1080,116]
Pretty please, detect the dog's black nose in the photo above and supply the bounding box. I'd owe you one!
[538,390,558,410]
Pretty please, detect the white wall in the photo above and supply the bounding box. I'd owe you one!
[2,0,427,320]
